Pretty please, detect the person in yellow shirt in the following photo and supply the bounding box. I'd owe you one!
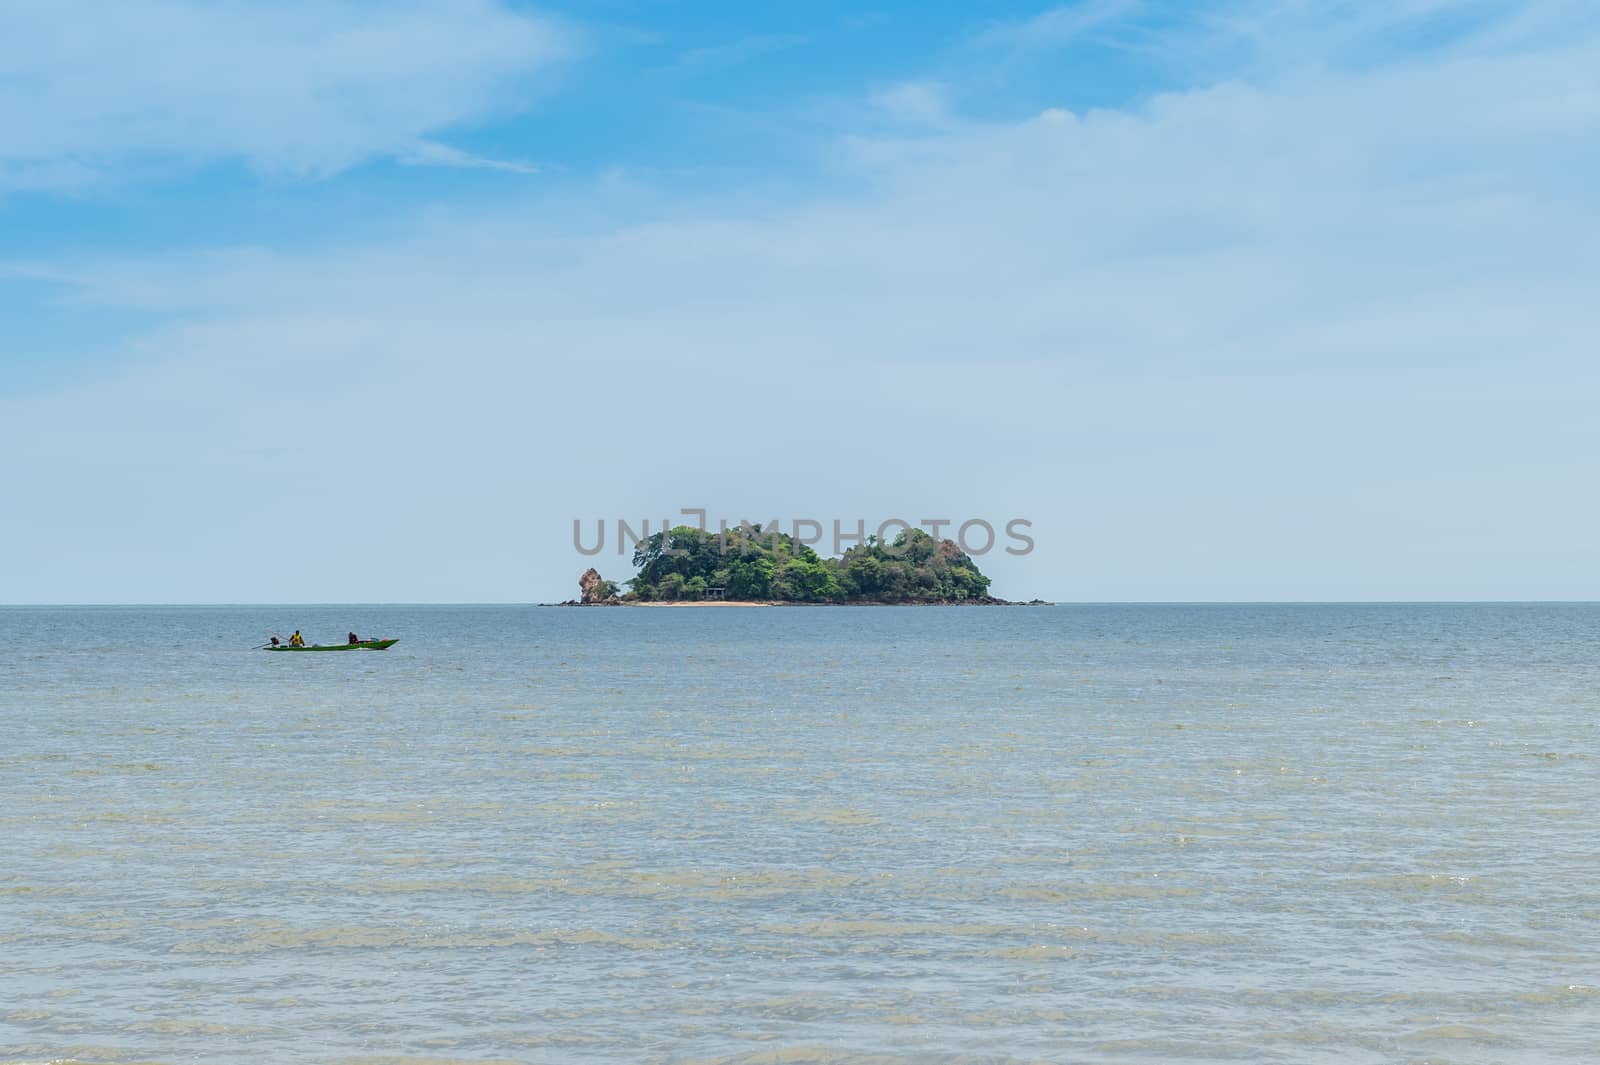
[289,631,305,647]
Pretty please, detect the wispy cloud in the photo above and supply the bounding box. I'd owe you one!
[0,0,569,188]
[869,81,952,125]
[669,32,808,72]
[399,140,542,175]
[1124,0,1600,77]
[975,0,1142,51]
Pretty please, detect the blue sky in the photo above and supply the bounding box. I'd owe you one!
[3,0,1599,603]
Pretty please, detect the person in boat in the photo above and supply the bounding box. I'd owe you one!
[269,636,281,647]
[289,631,305,647]
[348,632,360,645]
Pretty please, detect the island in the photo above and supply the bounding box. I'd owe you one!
[567,524,1045,605]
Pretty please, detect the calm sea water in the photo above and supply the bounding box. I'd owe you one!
[2,604,1597,1065]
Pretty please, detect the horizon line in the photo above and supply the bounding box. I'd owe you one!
[5,600,1600,608]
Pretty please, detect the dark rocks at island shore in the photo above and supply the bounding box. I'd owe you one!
[555,583,1052,606]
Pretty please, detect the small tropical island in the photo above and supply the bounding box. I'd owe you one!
[567,524,1045,605]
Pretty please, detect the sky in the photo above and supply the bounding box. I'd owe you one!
[2,0,1598,604]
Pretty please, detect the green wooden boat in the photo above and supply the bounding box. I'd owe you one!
[265,639,398,652]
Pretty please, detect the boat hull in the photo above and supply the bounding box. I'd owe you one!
[265,639,398,652]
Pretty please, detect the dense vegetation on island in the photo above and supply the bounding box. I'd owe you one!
[621,524,995,603]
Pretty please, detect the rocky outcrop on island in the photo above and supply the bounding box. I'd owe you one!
[577,567,621,605]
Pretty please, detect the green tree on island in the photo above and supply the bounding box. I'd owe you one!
[626,524,993,603]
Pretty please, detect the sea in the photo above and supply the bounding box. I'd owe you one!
[1,603,1597,1065]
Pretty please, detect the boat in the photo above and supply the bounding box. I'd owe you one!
[265,639,399,652]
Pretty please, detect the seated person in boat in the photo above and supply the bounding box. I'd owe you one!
[348,632,360,645]
[270,636,280,647]
[289,631,305,647]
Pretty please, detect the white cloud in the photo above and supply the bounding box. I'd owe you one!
[0,0,568,185]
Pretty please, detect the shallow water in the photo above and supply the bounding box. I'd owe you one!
[1,604,1597,1064]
